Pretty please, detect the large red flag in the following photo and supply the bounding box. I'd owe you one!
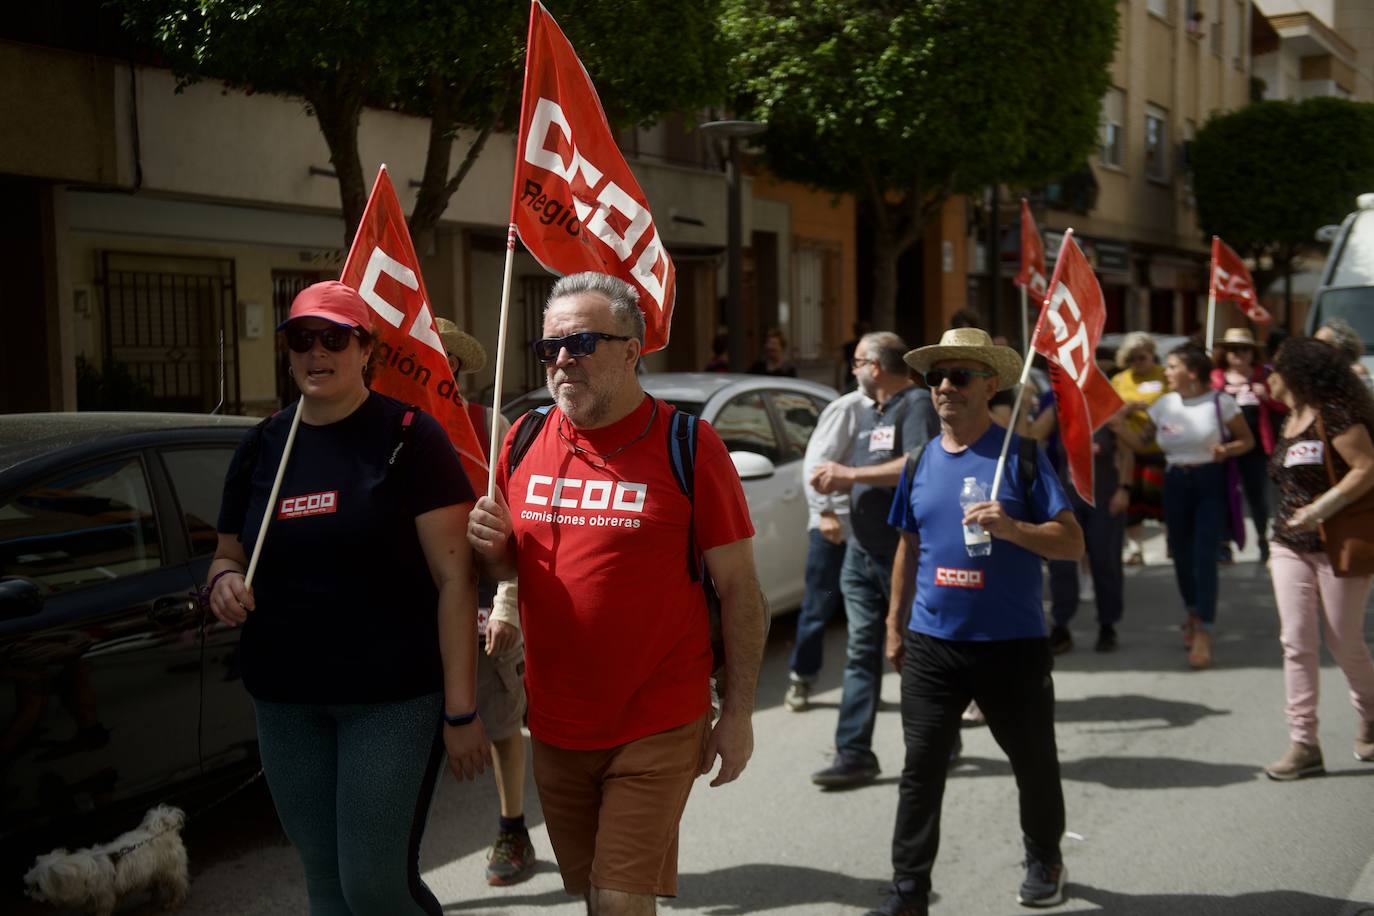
[340,166,489,493]
[1210,236,1271,324]
[1013,198,1048,304]
[1031,230,1124,506]
[512,0,676,353]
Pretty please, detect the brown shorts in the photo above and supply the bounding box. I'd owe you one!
[475,634,527,742]
[531,713,710,897]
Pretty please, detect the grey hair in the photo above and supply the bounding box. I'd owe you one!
[1115,331,1156,370]
[860,331,909,374]
[546,271,646,345]
[1318,317,1364,363]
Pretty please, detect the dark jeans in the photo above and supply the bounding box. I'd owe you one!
[834,539,892,764]
[1049,499,1125,628]
[255,693,445,916]
[891,631,1065,898]
[1236,446,1269,544]
[1162,463,1225,625]
[789,528,847,680]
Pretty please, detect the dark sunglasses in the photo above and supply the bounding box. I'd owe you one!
[923,367,998,388]
[285,325,358,353]
[532,331,631,365]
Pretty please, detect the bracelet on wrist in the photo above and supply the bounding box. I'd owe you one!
[197,568,243,609]
[209,568,242,591]
[443,709,478,727]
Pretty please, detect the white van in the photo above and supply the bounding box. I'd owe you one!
[1307,193,1374,378]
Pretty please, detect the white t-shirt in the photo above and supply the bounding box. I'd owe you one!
[1148,391,1240,467]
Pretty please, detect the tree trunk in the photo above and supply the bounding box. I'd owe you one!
[309,93,367,250]
[410,116,497,253]
[871,227,901,333]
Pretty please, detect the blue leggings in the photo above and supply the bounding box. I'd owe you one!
[254,692,445,916]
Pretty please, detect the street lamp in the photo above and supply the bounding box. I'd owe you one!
[700,119,767,373]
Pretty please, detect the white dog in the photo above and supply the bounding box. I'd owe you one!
[23,805,189,916]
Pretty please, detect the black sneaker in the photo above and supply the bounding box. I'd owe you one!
[1049,625,1073,655]
[485,828,536,886]
[1018,857,1066,907]
[865,883,929,916]
[1094,625,1118,653]
[811,752,879,788]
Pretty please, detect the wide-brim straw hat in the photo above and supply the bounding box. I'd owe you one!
[1218,327,1258,348]
[904,327,1023,391]
[434,317,486,374]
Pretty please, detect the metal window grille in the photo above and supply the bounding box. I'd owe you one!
[99,252,240,413]
[521,275,556,393]
[272,271,327,408]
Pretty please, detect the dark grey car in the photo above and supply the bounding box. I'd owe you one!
[0,412,259,855]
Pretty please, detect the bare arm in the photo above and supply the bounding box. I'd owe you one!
[885,531,919,672]
[418,503,492,781]
[207,533,254,626]
[964,504,1084,561]
[1289,422,1374,532]
[1027,403,1058,442]
[811,455,908,493]
[700,538,766,787]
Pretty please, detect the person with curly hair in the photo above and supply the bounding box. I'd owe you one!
[1262,336,1374,779]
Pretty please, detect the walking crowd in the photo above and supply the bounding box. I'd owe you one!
[202,272,1374,916]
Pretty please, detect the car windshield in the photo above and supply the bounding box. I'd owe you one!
[1331,210,1374,287]
[1311,287,1374,355]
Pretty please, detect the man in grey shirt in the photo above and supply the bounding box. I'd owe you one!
[785,388,871,711]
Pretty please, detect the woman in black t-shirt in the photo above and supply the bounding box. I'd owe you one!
[1262,337,1374,781]
[207,282,488,914]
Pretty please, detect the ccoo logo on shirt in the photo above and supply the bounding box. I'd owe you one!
[278,491,339,519]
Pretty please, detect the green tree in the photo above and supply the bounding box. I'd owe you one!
[114,0,724,248]
[1193,96,1374,312]
[722,0,1118,329]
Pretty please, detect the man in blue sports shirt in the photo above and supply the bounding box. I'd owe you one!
[868,328,1084,916]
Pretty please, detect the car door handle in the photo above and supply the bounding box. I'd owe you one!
[148,596,199,627]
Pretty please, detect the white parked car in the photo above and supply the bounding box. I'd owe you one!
[502,372,839,615]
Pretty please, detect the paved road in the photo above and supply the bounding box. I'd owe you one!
[15,528,1374,915]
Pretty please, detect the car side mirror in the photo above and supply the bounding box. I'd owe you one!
[730,451,776,481]
[0,577,44,619]
[1315,224,1341,244]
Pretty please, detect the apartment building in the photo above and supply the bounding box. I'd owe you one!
[0,24,855,414]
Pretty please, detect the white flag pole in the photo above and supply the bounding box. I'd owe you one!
[486,224,518,500]
[1205,285,1218,353]
[244,402,303,589]
[1020,284,1030,355]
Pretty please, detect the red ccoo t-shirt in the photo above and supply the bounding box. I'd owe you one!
[497,395,754,750]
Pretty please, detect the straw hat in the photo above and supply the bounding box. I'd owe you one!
[903,327,1023,391]
[1218,327,1258,348]
[433,317,486,374]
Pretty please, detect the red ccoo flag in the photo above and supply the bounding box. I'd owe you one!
[340,166,489,494]
[1013,198,1048,304]
[1031,230,1124,506]
[512,1,676,353]
[1210,236,1271,324]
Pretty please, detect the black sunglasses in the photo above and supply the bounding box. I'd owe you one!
[285,325,358,353]
[923,367,998,388]
[532,331,631,365]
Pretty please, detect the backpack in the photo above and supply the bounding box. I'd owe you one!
[506,401,763,682]
[902,433,1042,521]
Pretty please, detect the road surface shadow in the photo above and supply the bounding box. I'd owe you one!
[1054,694,1231,731]
[953,754,1260,789]
[1069,883,1371,915]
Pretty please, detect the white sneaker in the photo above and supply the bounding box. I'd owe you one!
[784,677,810,712]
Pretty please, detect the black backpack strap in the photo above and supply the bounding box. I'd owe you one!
[1016,434,1042,521]
[507,405,554,475]
[903,440,929,490]
[388,405,419,467]
[666,406,701,580]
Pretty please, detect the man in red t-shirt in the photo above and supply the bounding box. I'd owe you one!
[468,271,765,914]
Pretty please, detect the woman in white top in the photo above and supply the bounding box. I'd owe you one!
[1117,345,1254,668]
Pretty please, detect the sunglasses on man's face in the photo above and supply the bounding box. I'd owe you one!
[532,331,631,365]
[285,326,357,353]
[923,367,998,388]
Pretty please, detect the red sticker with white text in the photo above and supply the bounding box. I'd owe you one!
[278,491,339,519]
[935,567,984,589]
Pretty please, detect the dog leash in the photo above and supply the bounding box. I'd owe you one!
[107,767,265,863]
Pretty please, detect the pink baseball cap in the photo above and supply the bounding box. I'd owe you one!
[276,281,372,331]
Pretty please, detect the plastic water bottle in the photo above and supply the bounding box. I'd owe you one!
[959,477,992,557]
